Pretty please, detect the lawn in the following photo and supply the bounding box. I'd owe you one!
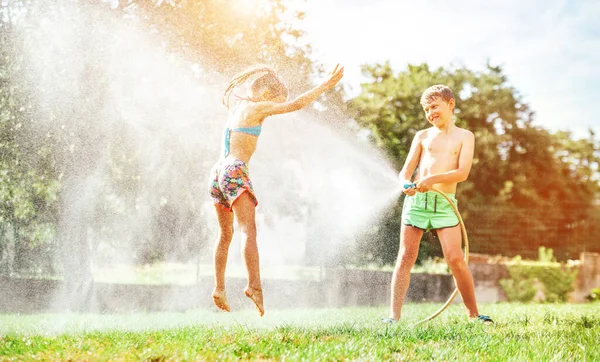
[1,303,598,361]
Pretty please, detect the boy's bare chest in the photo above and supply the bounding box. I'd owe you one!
[422,134,462,157]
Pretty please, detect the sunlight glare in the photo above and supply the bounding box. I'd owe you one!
[232,0,269,15]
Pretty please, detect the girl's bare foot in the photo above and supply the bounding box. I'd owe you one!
[244,286,264,316]
[212,288,230,312]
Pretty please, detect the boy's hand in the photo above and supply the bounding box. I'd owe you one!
[322,64,344,90]
[415,177,433,193]
[402,182,417,196]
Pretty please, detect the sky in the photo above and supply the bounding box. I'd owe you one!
[287,0,600,138]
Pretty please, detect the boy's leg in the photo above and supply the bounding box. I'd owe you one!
[231,192,264,316]
[389,224,424,320]
[436,225,479,318]
[212,205,234,312]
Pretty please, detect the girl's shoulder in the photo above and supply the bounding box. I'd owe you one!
[227,100,264,127]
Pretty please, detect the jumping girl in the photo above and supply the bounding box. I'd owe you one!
[208,64,344,316]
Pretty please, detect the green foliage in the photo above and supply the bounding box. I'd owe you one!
[411,257,450,274]
[587,288,600,302]
[539,266,578,302]
[500,248,579,303]
[538,246,556,263]
[499,277,537,303]
[121,0,316,92]
[0,15,60,275]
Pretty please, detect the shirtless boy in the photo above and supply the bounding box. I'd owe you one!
[384,84,492,323]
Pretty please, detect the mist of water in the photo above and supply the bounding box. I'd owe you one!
[11,1,403,314]
[251,115,403,266]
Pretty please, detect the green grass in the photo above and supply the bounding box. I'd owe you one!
[1,304,598,361]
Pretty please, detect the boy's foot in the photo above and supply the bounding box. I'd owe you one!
[212,289,230,312]
[476,315,494,324]
[244,286,264,317]
[380,317,398,324]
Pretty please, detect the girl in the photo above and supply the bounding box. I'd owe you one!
[208,64,344,316]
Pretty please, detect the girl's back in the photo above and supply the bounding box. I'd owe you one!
[223,100,264,164]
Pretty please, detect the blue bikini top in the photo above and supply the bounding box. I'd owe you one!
[223,125,262,157]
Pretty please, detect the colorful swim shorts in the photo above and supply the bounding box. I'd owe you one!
[208,158,258,211]
[402,191,459,231]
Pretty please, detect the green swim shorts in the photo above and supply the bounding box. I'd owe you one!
[402,191,459,231]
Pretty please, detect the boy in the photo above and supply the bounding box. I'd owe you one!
[385,84,492,323]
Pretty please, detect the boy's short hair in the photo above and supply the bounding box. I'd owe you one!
[420,84,455,108]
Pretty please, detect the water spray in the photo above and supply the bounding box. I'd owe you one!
[401,182,470,326]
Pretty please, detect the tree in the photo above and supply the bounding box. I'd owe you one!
[0,6,59,276]
[116,0,316,93]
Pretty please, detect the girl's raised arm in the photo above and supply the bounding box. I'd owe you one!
[252,65,344,117]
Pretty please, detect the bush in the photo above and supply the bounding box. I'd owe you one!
[587,288,600,302]
[499,277,537,302]
[499,248,578,303]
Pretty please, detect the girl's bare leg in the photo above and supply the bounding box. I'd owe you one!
[212,205,234,312]
[231,192,263,316]
[437,226,479,318]
[390,224,424,320]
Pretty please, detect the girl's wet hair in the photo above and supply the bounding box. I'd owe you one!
[222,65,288,107]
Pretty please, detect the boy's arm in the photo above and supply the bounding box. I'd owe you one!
[416,131,474,191]
[251,65,344,117]
[399,131,423,186]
